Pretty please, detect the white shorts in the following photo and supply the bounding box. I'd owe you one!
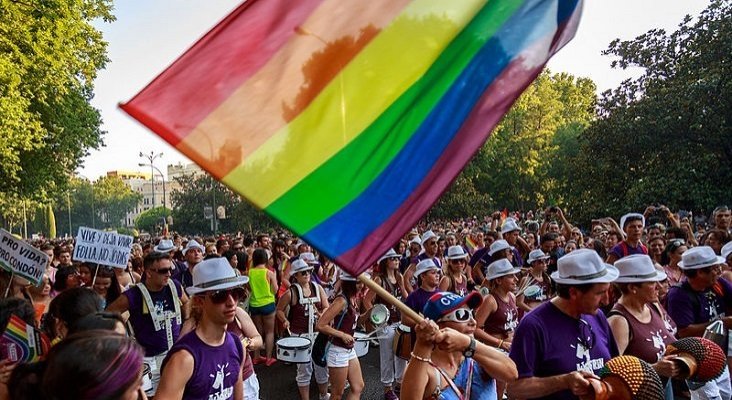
[327,344,357,368]
[142,352,167,396]
[243,372,260,400]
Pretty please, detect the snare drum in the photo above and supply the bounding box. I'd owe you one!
[354,332,369,357]
[276,336,312,363]
[363,304,391,333]
[392,324,415,360]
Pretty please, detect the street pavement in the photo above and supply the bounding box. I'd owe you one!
[254,340,388,400]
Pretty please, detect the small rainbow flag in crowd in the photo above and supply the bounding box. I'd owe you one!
[121,0,582,275]
[0,315,50,362]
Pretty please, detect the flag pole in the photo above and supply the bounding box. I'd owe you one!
[358,274,424,323]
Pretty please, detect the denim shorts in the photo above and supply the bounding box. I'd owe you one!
[249,302,275,316]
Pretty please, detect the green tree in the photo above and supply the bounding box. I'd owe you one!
[467,71,596,211]
[53,177,96,236]
[94,176,142,229]
[0,0,113,201]
[135,207,171,235]
[47,205,56,238]
[170,174,241,235]
[566,0,732,222]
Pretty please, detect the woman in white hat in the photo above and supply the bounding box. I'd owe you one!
[316,271,365,400]
[276,259,331,400]
[516,250,554,317]
[439,246,470,296]
[474,259,521,399]
[364,249,407,400]
[607,255,680,396]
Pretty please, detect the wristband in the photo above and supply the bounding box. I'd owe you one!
[410,352,432,363]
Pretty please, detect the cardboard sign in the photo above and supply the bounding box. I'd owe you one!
[73,226,133,268]
[0,229,49,286]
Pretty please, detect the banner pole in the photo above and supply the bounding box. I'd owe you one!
[358,274,424,324]
[4,271,13,298]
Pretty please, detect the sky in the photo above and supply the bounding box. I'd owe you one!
[81,0,710,180]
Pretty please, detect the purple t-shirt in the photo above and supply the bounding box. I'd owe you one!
[163,330,243,400]
[509,302,618,400]
[608,241,648,260]
[405,288,438,314]
[124,281,183,356]
[667,279,732,329]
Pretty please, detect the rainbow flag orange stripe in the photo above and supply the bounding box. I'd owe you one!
[121,0,582,275]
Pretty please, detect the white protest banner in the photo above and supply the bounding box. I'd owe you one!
[73,227,133,269]
[0,229,50,286]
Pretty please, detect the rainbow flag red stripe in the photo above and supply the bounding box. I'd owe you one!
[121,0,582,275]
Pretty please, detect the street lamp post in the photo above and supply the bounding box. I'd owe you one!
[138,163,167,213]
[139,151,163,209]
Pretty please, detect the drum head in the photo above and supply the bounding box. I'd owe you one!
[277,336,311,349]
[524,285,541,297]
[370,304,390,325]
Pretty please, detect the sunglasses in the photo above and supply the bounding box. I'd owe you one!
[297,270,311,276]
[203,287,247,304]
[439,308,474,323]
[450,259,466,264]
[150,267,173,275]
[578,319,595,350]
[233,246,243,250]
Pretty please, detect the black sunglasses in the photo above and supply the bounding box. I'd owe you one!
[203,287,247,304]
[150,267,173,275]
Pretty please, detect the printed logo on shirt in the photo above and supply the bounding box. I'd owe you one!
[571,340,604,372]
[208,363,233,400]
[503,309,518,332]
[647,329,668,361]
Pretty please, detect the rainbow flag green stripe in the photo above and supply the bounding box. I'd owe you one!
[264,0,524,234]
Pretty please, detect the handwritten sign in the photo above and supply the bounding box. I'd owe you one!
[73,227,133,268]
[0,229,50,286]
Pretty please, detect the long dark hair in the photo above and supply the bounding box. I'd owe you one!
[42,330,144,399]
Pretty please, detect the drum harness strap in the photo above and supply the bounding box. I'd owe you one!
[293,282,322,340]
[138,280,182,350]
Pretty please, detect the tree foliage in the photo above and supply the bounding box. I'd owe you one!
[94,176,142,229]
[564,0,732,223]
[135,207,170,235]
[428,71,596,219]
[170,173,282,235]
[0,0,113,201]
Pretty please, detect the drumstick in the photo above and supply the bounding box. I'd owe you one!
[358,275,423,323]
[516,275,536,295]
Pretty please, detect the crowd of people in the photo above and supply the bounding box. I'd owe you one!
[0,204,731,400]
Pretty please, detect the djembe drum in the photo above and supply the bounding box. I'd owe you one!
[665,336,727,383]
[584,355,664,400]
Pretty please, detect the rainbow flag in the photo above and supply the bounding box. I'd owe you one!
[0,315,50,362]
[121,0,582,275]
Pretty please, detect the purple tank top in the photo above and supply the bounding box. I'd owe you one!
[376,273,402,323]
[124,281,183,356]
[609,303,675,363]
[447,274,468,296]
[331,299,358,349]
[288,283,324,334]
[484,293,518,337]
[164,330,244,400]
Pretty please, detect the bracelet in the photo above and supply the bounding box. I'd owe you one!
[497,340,504,349]
[410,352,432,363]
